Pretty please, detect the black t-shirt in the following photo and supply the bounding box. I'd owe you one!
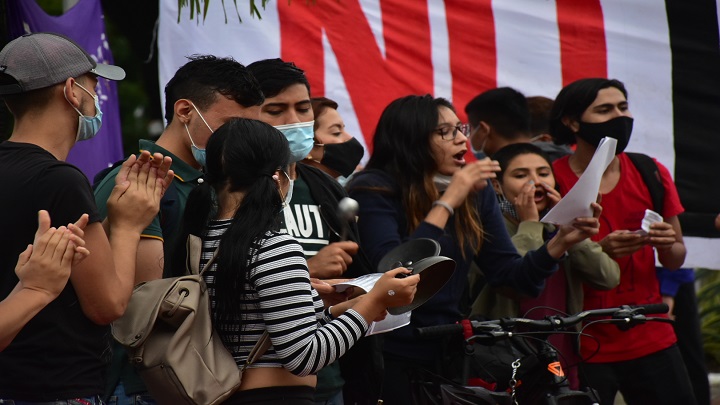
[0,141,106,400]
[280,175,331,256]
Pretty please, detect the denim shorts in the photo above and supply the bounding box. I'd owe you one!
[105,382,155,405]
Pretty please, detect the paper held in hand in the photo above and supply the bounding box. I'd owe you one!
[334,274,412,336]
[635,209,663,235]
[541,137,617,225]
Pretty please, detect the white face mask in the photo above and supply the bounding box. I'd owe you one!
[279,170,294,209]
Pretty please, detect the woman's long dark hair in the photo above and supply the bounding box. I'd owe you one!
[362,94,483,252]
[175,117,290,336]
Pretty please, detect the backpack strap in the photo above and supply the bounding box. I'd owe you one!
[242,331,272,372]
[187,235,203,275]
[185,235,271,367]
[186,234,219,276]
[625,152,665,214]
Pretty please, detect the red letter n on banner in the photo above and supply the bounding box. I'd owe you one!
[278,1,434,151]
[445,0,497,123]
[556,0,607,85]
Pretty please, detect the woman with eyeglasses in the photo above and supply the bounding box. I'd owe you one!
[175,118,419,404]
[346,94,601,404]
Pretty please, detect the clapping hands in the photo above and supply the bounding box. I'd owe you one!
[15,210,90,300]
[107,151,174,234]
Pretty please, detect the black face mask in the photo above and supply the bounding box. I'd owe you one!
[577,116,634,154]
[320,137,365,177]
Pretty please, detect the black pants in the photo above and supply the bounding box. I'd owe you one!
[223,386,315,405]
[673,280,711,405]
[580,345,696,405]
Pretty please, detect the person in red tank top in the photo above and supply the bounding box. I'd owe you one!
[548,78,695,405]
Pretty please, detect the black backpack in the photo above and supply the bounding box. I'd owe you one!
[625,152,664,214]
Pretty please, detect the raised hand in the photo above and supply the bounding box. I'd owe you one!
[369,267,419,309]
[15,211,86,300]
[514,181,540,222]
[148,152,174,194]
[599,231,648,259]
[442,158,501,209]
[107,151,174,234]
[547,203,602,258]
[115,151,174,198]
[307,241,359,279]
[558,202,602,244]
[647,221,676,252]
[310,278,353,307]
[538,181,562,208]
[68,213,90,265]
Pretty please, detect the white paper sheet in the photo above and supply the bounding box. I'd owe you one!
[333,273,411,335]
[366,312,411,336]
[541,137,617,225]
[333,273,382,294]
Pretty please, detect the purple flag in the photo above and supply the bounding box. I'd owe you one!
[6,0,124,180]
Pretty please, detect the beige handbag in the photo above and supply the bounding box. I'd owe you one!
[111,235,271,405]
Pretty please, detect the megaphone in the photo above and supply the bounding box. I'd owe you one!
[377,238,456,315]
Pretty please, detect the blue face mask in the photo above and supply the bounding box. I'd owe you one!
[467,126,487,159]
[274,121,315,163]
[65,82,103,142]
[185,103,214,168]
[189,140,206,168]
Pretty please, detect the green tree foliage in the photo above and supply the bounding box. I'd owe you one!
[177,0,270,23]
[697,268,720,370]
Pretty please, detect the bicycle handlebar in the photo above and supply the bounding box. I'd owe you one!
[415,303,670,339]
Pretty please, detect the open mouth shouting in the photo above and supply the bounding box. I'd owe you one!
[453,150,467,166]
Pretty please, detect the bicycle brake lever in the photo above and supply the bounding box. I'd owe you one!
[612,310,651,331]
[644,316,674,325]
[466,331,511,345]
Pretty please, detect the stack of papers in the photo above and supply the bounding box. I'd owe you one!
[541,137,617,225]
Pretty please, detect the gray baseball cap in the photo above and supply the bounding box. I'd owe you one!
[0,32,126,95]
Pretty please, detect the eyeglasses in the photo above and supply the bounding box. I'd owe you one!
[434,123,471,141]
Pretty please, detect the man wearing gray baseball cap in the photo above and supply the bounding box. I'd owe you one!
[0,32,174,402]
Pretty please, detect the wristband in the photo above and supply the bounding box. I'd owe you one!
[432,200,454,216]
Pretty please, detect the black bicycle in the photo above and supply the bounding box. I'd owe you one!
[414,303,671,405]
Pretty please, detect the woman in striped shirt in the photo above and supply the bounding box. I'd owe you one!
[177,118,419,404]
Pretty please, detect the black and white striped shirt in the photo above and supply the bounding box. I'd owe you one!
[200,219,368,376]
